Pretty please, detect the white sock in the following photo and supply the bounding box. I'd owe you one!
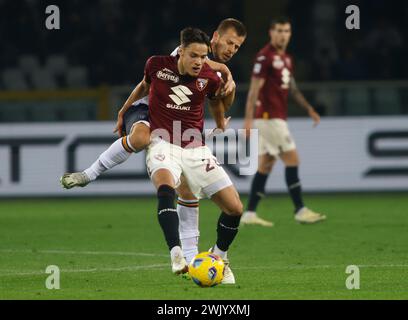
[177,198,200,263]
[295,207,306,215]
[84,137,134,181]
[170,245,183,259]
[213,244,227,259]
[243,211,256,217]
[182,238,199,264]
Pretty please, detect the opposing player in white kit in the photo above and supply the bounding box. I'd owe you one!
[242,17,326,226]
[61,21,246,283]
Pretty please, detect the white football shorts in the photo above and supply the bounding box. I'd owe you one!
[146,138,232,199]
[254,118,296,156]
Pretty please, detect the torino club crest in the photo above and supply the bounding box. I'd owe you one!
[196,78,208,91]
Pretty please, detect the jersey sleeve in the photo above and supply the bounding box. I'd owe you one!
[170,47,180,57]
[251,53,270,79]
[144,56,156,84]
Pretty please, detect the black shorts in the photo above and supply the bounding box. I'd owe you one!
[121,102,149,136]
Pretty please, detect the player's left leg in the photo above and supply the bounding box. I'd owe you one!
[182,147,241,284]
[210,185,243,256]
[60,104,150,189]
[241,153,276,227]
[176,175,200,265]
[280,149,326,224]
[209,184,243,284]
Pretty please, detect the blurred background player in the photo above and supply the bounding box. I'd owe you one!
[122,27,243,276]
[242,17,326,226]
[61,19,246,282]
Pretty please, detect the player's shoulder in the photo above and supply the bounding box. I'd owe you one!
[146,55,177,67]
[146,56,177,71]
[255,43,273,61]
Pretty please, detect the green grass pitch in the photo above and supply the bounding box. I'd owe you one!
[0,193,407,299]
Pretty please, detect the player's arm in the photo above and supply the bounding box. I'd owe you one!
[205,59,235,97]
[290,76,320,127]
[206,59,236,111]
[220,87,236,112]
[244,77,265,136]
[208,97,227,132]
[113,77,150,135]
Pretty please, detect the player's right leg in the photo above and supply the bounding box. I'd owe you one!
[60,102,150,189]
[241,119,277,226]
[280,149,326,224]
[146,140,187,275]
[151,169,188,275]
[241,153,276,227]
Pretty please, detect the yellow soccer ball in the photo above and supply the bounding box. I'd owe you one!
[188,252,225,287]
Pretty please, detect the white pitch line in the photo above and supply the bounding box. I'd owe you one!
[1,249,407,270]
[1,263,407,278]
[0,264,169,277]
[0,249,168,258]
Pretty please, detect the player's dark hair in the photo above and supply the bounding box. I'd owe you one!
[270,17,291,29]
[180,27,211,50]
[217,18,247,37]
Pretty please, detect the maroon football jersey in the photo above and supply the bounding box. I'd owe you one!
[144,55,221,148]
[252,44,294,120]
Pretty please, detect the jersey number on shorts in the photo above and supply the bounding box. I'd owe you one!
[169,85,193,105]
[204,157,220,172]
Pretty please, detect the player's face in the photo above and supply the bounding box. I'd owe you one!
[212,28,246,63]
[179,43,209,77]
[270,23,292,50]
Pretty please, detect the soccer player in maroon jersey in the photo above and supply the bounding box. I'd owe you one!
[117,27,243,275]
[242,17,326,226]
[61,19,246,283]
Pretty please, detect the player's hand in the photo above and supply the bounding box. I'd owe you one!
[308,108,320,127]
[243,118,253,138]
[217,64,234,97]
[206,117,231,138]
[221,116,231,131]
[222,77,236,97]
[113,113,124,137]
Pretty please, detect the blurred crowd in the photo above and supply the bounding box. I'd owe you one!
[288,0,408,81]
[0,0,243,88]
[0,0,407,89]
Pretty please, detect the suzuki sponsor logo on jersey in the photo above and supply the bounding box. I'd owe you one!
[169,85,192,106]
[196,78,208,91]
[166,104,191,111]
[156,69,179,83]
[272,56,284,69]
